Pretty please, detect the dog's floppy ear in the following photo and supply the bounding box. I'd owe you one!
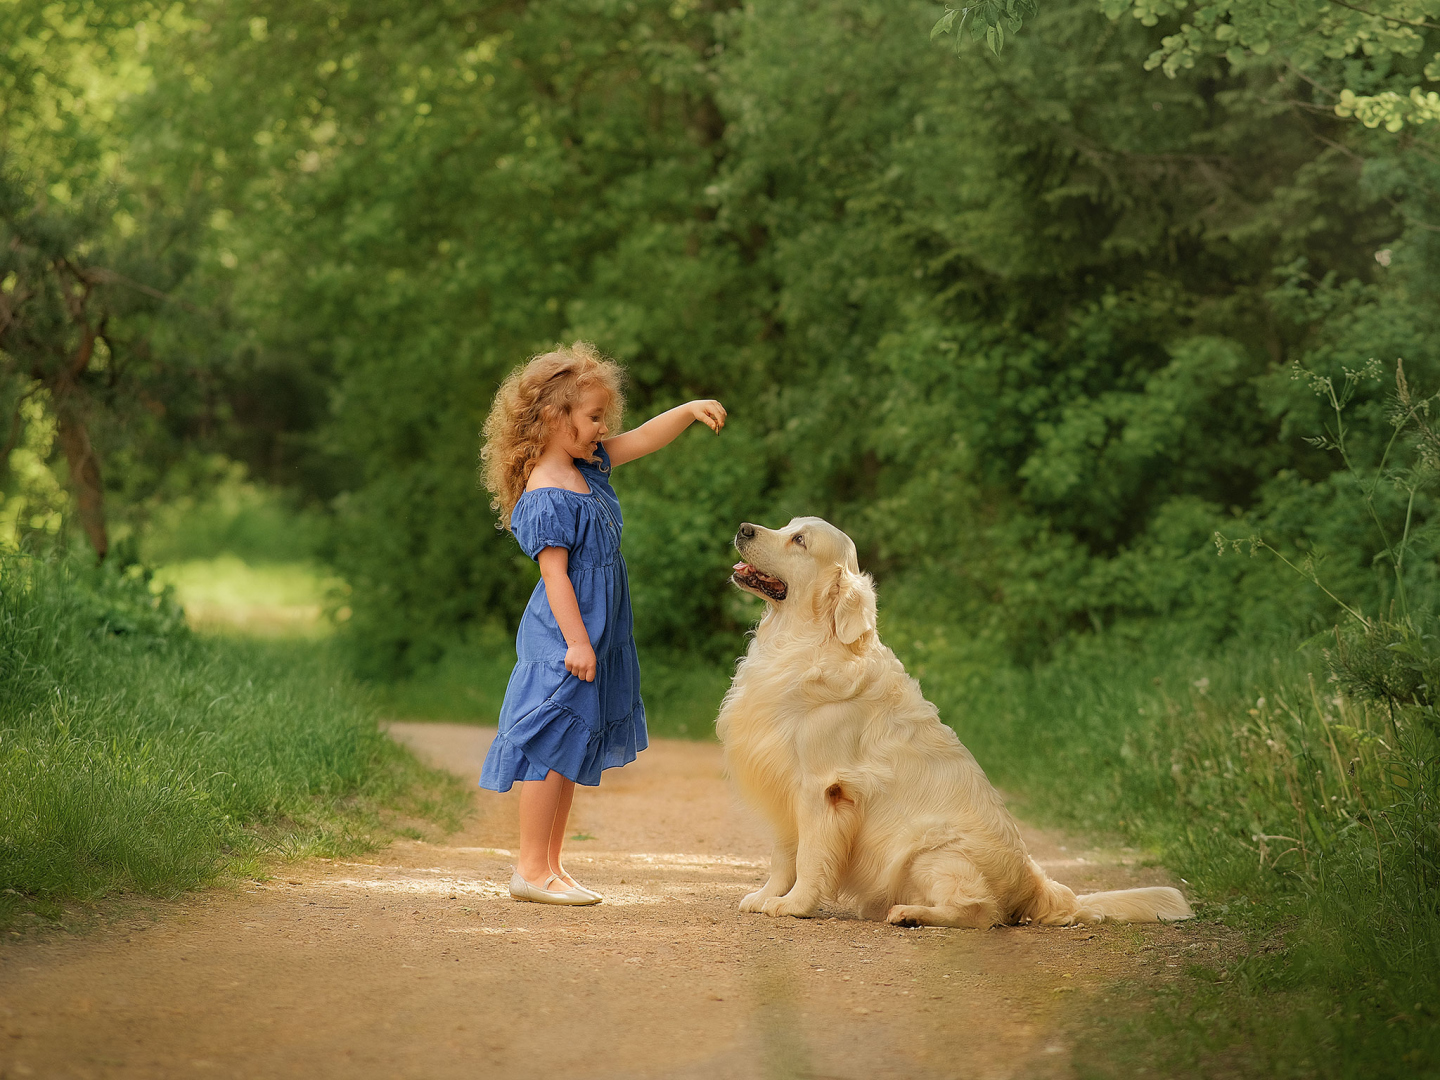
[830,567,877,646]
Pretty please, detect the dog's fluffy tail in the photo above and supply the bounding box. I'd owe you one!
[1072,886,1192,923]
[1027,873,1192,925]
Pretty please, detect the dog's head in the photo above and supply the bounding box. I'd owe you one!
[732,517,877,646]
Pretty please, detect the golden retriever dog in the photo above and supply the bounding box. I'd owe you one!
[718,517,1192,929]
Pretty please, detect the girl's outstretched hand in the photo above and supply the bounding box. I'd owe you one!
[604,399,727,466]
[565,640,598,682]
[690,399,727,433]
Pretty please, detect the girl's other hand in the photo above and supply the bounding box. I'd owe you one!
[690,399,727,433]
[565,641,598,682]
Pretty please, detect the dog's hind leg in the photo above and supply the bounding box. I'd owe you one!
[740,837,798,913]
[886,851,999,929]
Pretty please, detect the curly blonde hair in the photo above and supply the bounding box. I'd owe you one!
[480,342,625,530]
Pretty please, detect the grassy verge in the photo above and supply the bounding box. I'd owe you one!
[911,627,1439,1077]
[0,555,466,926]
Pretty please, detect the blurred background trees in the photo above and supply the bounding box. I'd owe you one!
[4,0,1437,677]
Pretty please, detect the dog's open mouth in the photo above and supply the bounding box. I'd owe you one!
[732,562,788,601]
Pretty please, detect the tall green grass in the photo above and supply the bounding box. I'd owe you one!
[0,555,462,923]
[916,627,1439,1077]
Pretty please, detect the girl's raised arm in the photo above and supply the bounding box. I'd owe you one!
[603,400,725,467]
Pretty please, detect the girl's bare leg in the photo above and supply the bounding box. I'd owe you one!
[517,770,569,886]
[547,777,579,886]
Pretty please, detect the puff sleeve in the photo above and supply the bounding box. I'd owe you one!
[510,490,579,560]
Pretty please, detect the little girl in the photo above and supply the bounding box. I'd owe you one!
[478,342,726,905]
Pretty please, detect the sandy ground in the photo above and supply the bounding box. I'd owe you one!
[0,724,1205,1080]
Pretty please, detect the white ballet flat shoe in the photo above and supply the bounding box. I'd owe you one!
[508,871,601,906]
[555,866,603,901]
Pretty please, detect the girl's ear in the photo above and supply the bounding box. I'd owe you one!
[830,567,877,646]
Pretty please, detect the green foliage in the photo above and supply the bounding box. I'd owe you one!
[1331,616,1440,730]
[0,554,462,921]
[929,629,1439,1075]
[959,362,1440,1076]
[0,0,200,558]
[0,0,344,564]
[1220,356,1440,752]
[931,0,1040,55]
[938,0,1440,137]
[138,456,328,566]
[369,622,518,724]
[5,0,1436,682]
[1096,0,1440,135]
[128,0,1422,675]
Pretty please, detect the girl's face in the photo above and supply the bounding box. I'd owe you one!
[555,386,610,457]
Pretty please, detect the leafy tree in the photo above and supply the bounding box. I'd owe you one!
[1102,0,1440,131]
[141,0,1433,669]
[937,0,1440,133]
[717,0,1425,650]
[0,0,211,558]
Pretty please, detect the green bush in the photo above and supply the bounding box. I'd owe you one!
[916,359,1440,1074]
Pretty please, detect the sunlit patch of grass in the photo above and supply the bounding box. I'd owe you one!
[153,555,346,638]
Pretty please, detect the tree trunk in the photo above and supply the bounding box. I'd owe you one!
[54,400,108,562]
[0,400,24,479]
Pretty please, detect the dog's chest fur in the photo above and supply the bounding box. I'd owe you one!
[718,689,801,825]
[718,640,874,829]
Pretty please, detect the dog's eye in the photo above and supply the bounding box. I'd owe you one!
[792,534,805,547]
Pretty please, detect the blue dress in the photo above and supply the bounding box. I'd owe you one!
[479,444,647,791]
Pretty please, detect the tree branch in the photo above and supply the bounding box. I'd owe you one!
[83,267,200,312]
[64,323,98,382]
[1282,60,1339,100]
[53,258,96,358]
[1325,0,1440,31]
[0,284,33,341]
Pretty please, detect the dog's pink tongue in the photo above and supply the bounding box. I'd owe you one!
[733,562,751,572]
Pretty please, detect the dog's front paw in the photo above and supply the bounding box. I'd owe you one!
[761,896,815,919]
[738,890,769,914]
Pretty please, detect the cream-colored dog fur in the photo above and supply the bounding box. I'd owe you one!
[718,517,1192,928]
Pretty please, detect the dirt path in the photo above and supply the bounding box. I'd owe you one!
[0,724,1198,1080]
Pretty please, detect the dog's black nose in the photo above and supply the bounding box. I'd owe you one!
[738,523,757,540]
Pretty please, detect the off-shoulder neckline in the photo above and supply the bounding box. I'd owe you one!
[520,451,612,501]
[518,482,595,500]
